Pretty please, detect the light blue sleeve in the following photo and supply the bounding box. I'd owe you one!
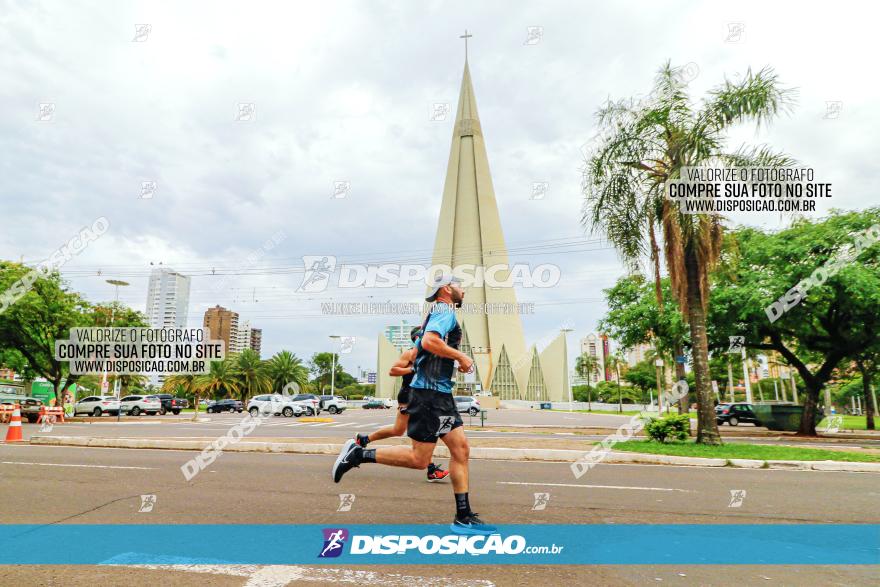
[424,309,456,339]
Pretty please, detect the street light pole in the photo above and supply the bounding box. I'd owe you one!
[740,347,753,404]
[329,335,340,396]
[105,280,129,422]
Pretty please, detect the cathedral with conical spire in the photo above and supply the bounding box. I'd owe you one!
[376,48,568,402]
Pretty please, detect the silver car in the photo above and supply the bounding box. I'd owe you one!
[454,395,481,416]
[246,394,304,418]
[119,394,162,416]
[73,395,121,416]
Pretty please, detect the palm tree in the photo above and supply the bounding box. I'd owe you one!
[575,353,599,410]
[583,62,795,444]
[266,350,309,395]
[233,349,272,403]
[606,353,625,413]
[195,359,241,413]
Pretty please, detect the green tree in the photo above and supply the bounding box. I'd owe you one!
[233,349,271,403]
[708,209,880,434]
[308,352,355,393]
[266,350,309,394]
[583,62,795,443]
[606,353,626,412]
[600,274,691,412]
[0,348,39,394]
[625,358,658,399]
[0,262,92,406]
[575,353,599,409]
[195,359,241,411]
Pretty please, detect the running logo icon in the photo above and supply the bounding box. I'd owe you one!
[436,416,455,435]
[319,528,349,558]
[298,256,336,293]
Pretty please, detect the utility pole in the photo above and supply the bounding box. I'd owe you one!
[329,335,340,397]
[727,357,735,403]
[740,347,753,404]
[105,279,129,422]
[655,358,664,413]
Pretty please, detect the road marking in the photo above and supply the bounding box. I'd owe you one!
[498,481,694,492]
[305,423,334,427]
[1,461,157,470]
[121,563,494,586]
[328,422,354,427]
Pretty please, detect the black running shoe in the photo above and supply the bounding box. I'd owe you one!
[355,433,370,448]
[450,512,497,535]
[332,439,361,483]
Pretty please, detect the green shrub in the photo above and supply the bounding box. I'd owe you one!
[645,414,691,443]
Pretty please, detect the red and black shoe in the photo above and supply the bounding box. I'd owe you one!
[355,433,370,448]
[426,463,450,482]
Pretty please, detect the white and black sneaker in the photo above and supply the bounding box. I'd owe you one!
[332,439,361,483]
[450,513,497,535]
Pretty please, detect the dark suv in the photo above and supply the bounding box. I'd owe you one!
[153,393,189,415]
[715,403,759,426]
[206,399,243,413]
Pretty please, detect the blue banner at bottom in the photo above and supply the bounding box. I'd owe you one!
[1,524,877,565]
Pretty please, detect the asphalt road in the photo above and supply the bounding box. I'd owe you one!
[1,443,877,586]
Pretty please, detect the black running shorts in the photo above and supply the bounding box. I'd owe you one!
[406,387,463,443]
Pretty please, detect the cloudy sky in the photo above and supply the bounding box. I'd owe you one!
[2,0,878,376]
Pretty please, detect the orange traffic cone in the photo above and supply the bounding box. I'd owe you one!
[4,405,23,442]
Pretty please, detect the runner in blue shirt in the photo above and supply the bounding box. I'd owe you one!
[332,274,495,534]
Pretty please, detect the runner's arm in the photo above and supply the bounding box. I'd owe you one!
[421,332,472,371]
[388,348,416,376]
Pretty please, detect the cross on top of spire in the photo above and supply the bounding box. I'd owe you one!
[459,29,473,61]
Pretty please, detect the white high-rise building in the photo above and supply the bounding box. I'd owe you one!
[145,267,191,386]
[580,333,608,382]
[232,320,252,354]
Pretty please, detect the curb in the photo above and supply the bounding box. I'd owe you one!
[26,436,880,473]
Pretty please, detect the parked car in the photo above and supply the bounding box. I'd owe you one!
[290,393,322,416]
[119,394,161,416]
[454,395,481,416]
[320,395,347,414]
[73,396,121,416]
[363,398,393,409]
[153,393,189,415]
[0,393,43,423]
[206,399,243,413]
[715,403,759,426]
[247,394,304,418]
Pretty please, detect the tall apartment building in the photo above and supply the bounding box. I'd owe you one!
[233,320,252,354]
[625,342,653,368]
[384,320,415,352]
[580,333,610,382]
[249,328,262,357]
[203,305,239,354]
[202,307,261,356]
[145,267,191,386]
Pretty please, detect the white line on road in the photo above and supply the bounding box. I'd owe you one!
[1,461,157,470]
[498,481,695,492]
[305,423,334,427]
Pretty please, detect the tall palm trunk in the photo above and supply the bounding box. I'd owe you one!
[649,223,689,415]
[684,247,721,444]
